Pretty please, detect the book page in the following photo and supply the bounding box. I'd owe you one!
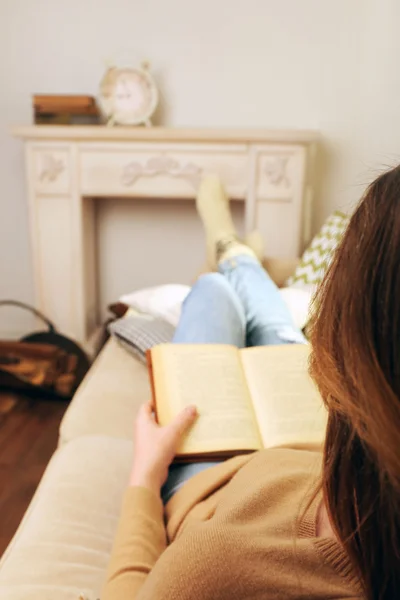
[241,345,327,448]
[151,344,262,455]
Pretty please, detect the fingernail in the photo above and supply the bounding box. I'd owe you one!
[186,405,197,416]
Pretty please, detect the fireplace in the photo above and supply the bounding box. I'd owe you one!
[14,126,318,352]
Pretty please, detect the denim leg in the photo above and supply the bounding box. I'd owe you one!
[219,255,307,347]
[173,272,246,347]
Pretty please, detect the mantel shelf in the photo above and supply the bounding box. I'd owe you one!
[13,125,319,145]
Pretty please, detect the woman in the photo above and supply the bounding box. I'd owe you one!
[103,171,400,600]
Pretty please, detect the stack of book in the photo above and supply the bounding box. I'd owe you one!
[33,95,101,125]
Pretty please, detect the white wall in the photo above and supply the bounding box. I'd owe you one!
[359,0,400,170]
[0,0,399,335]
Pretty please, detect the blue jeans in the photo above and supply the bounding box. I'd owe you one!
[161,256,306,503]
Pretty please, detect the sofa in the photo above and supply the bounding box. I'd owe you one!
[0,260,300,600]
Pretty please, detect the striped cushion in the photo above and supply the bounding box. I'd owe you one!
[286,211,349,287]
[108,315,175,362]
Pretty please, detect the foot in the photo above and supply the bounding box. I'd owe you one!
[196,176,264,267]
[196,176,237,267]
[215,234,258,264]
[244,230,264,262]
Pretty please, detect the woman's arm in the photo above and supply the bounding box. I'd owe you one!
[103,486,227,600]
[102,486,166,599]
[102,401,197,600]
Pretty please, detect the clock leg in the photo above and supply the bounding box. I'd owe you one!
[144,118,152,128]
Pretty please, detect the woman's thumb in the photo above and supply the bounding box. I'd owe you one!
[169,405,198,439]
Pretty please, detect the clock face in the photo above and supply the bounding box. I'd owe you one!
[99,67,158,125]
[114,73,150,115]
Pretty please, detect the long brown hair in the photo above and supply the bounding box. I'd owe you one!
[309,166,400,600]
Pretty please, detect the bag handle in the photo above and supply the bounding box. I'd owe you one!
[0,300,56,333]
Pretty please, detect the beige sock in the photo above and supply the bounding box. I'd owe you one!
[216,236,257,264]
[196,175,236,265]
[196,175,263,267]
[244,230,264,262]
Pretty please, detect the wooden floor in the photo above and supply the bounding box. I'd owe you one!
[0,390,67,556]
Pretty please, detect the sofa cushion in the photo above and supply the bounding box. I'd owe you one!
[59,338,150,444]
[0,435,132,600]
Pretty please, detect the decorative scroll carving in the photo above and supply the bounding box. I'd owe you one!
[39,154,65,182]
[121,155,202,187]
[264,156,291,187]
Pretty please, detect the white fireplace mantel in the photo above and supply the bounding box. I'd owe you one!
[14,126,318,350]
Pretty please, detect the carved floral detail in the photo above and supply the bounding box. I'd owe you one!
[264,156,291,187]
[121,155,202,187]
[39,154,65,183]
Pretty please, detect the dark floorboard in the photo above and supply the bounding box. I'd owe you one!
[0,391,67,556]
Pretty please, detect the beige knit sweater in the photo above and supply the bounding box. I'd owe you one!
[103,447,363,599]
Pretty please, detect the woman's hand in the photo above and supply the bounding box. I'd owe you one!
[129,401,198,495]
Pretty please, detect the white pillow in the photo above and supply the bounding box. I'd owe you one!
[120,283,314,332]
[279,285,315,330]
[120,284,191,327]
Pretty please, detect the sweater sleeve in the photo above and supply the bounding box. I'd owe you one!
[133,529,227,600]
[103,486,227,600]
[102,486,167,600]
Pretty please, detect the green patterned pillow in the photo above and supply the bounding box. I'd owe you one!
[286,210,349,287]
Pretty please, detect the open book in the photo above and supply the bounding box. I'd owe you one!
[147,343,327,461]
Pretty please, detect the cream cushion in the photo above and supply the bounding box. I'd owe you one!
[59,337,150,445]
[0,435,132,600]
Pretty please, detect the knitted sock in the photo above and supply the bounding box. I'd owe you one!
[215,235,257,264]
[196,175,236,264]
[244,230,264,262]
[196,176,262,267]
